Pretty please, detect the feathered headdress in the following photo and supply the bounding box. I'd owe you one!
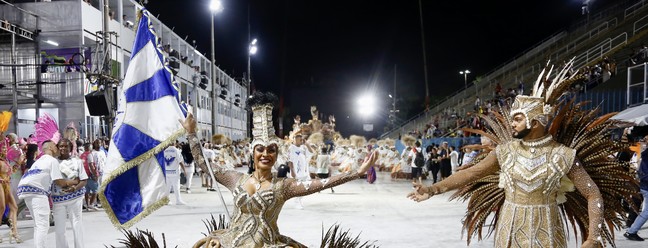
[0,111,12,133]
[510,59,584,129]
[400,135,416,147]
[307,132,324,145]
[451,61,636,247]
[332,132,342,141]
[384,138,395,148]
[349,135,366,148]
[212,134,226,147]
[336,138,351,147]
[34,113,60,151]
[246,91,280,149]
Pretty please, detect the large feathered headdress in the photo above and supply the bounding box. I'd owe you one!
[400,135,416,147]
[510,59,582,129]
[349,135,366,148]
[34,113,60,151]
[246,91,280,149]
[0,111,12,133]
[212,134,226,148]
[307,132,324,145]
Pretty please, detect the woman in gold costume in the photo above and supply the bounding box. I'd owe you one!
[0,139,22,243]
[408,61,638,248]
[184,92,378,248]
[0,112,21,243]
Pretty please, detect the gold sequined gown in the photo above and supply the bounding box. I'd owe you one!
[493,139,575,248]
[188,134,360,248]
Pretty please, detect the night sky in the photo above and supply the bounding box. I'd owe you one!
[146,0,617,138]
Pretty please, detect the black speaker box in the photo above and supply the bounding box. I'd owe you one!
[85,90,111,116]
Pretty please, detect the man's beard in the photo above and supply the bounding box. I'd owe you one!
[513,128,532,139]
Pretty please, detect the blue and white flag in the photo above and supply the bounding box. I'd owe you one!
[99,9,187,229]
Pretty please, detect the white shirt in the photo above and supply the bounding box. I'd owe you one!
[450,150,460,167]
[288,144,309,180]
[461,151,475,166]
[92,150,107,176]
[408,147,422,168]
[316,154,331,174]
[51,157,89,204]
[164,146,183,174]
[17,154,59,198]
[203,148,216,163]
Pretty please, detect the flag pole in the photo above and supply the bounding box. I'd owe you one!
[199,148,232,220]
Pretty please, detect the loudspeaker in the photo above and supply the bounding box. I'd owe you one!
[85,90,111,116]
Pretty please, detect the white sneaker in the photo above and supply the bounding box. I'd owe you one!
[186,189,191,194]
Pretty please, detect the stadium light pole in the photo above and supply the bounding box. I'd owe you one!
[459,69,470,88]
[210,0,223,136]
[246,38,257,139]
[247,39,257,86]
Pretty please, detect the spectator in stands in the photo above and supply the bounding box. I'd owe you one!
[495,82,502,96]
[474,97,480,111]
[641,44,648,60]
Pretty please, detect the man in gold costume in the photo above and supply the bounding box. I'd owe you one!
[408,63,613,248]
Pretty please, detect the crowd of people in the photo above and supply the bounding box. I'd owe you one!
[1,87,645,247]
[405,56,619,140]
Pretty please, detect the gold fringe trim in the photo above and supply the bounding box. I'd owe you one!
[98,128,186,229]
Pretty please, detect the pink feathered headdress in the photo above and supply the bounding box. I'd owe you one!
[34,113,60,152]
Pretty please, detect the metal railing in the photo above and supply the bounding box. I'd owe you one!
[382,10,646,139]
[626,0,648,18]
[627,62,648,106]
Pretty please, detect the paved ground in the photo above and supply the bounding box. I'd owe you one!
[3,169,647,247]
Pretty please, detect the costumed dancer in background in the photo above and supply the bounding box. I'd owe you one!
[393,135,415,179]
[6,133,24,209]
[307,132,324,179]
[287,133,312,209]
[352,136,368,174]
[341,135,365,173]
[375,139,388,171]
[383,139,398,172]
[408,61,638,247]
[186,91,378,247]
[63,122,80,157]
[316,145,334,193]
[0,111,21,243]
[330,138,349,176]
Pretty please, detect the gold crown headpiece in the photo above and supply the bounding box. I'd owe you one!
[511,59,582,129]
[247,92,281,149]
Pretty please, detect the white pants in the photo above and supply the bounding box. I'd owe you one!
[23,195,50,248]
[184,163,195,190]
[53,198,84,248]
[167,174,183,203]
